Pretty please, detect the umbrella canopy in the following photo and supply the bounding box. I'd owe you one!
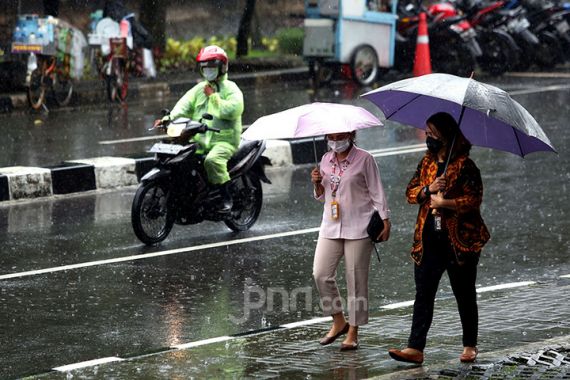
[362,73,556,157]
[242,102,382,141]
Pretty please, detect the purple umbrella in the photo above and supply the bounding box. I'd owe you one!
[362,73,556,157]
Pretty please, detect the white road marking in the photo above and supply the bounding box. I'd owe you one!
[380,300,415,310]
[99,135,166,144]
[0,227,319,281]
[476,281,536,293]
[53,357,124,372]
[560,274,570,278]
[281,316,331,329]
[172,336,233,349]
[509,84,570,96]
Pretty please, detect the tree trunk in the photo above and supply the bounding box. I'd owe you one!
[43,0,59,17]
[236,0,256,58]
[139,0,167,52]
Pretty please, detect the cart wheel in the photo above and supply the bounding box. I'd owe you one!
[309,60,335,88]
[350,45,379,86]
[27,68,47,110]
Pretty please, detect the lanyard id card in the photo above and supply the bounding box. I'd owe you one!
[331,199,340,220]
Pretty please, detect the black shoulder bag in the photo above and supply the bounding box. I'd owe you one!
[367,211,384,263]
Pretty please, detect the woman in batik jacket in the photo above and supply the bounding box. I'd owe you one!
[388,112,490,365]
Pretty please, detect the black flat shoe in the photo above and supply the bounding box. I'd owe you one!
[319,323,349,345]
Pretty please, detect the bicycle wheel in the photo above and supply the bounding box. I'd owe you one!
[27,67,47,110]
[52,72,73,106]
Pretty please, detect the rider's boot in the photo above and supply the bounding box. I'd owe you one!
[218,181,233,213]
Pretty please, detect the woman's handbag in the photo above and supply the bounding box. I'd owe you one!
[367,211,384,243]
[367,211,385,264]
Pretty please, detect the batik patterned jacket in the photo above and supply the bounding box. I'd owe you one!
[406,153,490,265]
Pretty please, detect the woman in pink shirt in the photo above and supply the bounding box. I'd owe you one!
[311,131,391,350]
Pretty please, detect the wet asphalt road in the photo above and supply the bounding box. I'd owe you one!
[0,74,569,378]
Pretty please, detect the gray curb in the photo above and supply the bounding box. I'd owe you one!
[0,137,327,202]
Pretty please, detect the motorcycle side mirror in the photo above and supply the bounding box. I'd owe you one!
[161,108,170,117]
[201,113,213,121]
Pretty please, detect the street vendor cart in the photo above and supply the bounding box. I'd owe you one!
[11,14,86,110]
[303,0,398,86]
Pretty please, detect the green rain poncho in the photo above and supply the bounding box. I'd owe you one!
[167,74,244,184]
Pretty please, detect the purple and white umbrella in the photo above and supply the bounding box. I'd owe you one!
[362,73,556,157]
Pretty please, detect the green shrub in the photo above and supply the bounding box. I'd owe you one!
[276,28,304,55]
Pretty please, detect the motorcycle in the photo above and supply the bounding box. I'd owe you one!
[131,112,272,245]
[447,0,521,75]
[395,0,482,76]
[457,0,544,71]
[509,0,570,64]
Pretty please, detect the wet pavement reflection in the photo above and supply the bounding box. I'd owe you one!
[0,75,569,378]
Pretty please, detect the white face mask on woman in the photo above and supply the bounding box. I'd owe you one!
[328,139,351,153]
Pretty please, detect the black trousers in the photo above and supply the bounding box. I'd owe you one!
[408,230,479,351]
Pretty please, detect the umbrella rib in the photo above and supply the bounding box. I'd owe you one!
[385,93,424,120]
[514,129,525,158]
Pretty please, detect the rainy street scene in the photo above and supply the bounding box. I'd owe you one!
[1,0,570,379]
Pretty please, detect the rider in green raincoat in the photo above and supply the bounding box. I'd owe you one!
[157,45,244,212]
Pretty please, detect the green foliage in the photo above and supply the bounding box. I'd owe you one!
[275,28,304,55]
[159,36,237,72]
[159,34,287,72]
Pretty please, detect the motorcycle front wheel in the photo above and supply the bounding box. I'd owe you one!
[224,174,263,232]
[131,181,174,245]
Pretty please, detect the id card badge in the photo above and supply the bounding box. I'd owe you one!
[434,213,442,231]
[331,200,340,220]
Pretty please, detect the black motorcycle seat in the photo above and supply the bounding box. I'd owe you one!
[227,140,261,170]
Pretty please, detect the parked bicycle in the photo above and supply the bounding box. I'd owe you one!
[100,37,129,103]
[12,14,81,110]
[26,52,74,110]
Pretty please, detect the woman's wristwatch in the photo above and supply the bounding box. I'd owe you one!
[423,185,431,197]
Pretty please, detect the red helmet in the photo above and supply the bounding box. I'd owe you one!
[196,45,228,76]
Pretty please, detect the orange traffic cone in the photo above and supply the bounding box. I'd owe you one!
[413,12,432,77]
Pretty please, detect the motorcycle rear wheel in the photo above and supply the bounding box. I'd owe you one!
[224,174,263,232]
[132,181,174,245]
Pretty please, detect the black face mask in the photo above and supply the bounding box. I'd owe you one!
[426,136,443,154]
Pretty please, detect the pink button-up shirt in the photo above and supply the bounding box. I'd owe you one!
[315,146,391,239]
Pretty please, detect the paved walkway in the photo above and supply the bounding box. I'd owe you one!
[38,277,570,379]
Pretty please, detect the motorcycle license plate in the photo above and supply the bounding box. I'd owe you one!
[556,20,570,34]
[149,143,185,155]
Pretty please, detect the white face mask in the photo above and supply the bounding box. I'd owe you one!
[328,139,351,153]
[202,67,219,81]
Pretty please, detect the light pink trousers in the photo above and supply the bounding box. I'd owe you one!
[313,237,373,326]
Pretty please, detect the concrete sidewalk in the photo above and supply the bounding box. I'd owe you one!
[36,277,570,379]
